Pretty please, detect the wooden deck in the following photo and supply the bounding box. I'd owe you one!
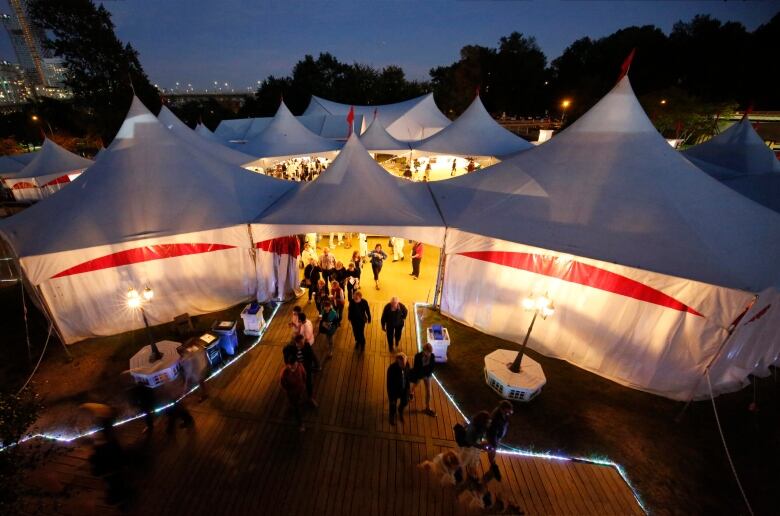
[29,300,643,515]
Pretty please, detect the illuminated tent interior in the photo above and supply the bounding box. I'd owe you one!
[359,116,412,155]
[1,139,93,201]
[430,76,780,400]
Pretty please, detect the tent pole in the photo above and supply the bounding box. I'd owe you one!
[675,296,757,422]
[433,231,447,309]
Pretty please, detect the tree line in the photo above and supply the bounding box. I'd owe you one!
[0,0,777,154]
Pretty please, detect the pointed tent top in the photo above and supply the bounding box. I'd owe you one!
[359,116,411,154]
[242,99,343,160]
[617,48,636,82]
[3,138,93,179]
[157,105,256,166]
[194,123,223,143]
[0,96,294,259]
[412,94,533,158]
[683,116,780,179]
[254,134,445,244]
[431,74,780,292]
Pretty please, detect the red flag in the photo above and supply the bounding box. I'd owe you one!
[742,103,754,120]
[346,106,355,137]
[617,48,636,82]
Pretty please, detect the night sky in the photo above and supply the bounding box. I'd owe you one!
[0,0,776,91]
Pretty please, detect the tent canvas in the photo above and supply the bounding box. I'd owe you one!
[359,116,412,154]
[194,123,223,143]
[214,118,253,142]
[158,105,256,167]
[413,95,533,158]
[0,97,294,343]
[252,134,445,246]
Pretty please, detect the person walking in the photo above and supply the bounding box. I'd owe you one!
[348,290,371,351]
[314,279,329,313]
[410,342,436,416]
[289,305,303,341]
[333,261,348,290]
[284,334,319,407]
[391,237,405,262]
[303,259,321,303]
[381,297,408,353]
[368,243,388,290]
[486,400,513,468]
[345,262,361,301]
[330,280,346,321]
[318,300,340,358]
[358,233,368,258]
[410,241,423,280]
[451,159,457,177]
[456,411,491,476]
[180,339,209,402]
[280,351,307,432]
[301,242,318,268]
[319,247,336,284]
[424,163,431,182]
[350,250,362,279]
[386,352,411,426]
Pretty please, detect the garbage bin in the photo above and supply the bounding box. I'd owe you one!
[212,320,238,356]
[426,325,451,363]
[240,302,265,336]
[195,331,222,368]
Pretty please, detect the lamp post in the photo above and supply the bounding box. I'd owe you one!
[31,114,53,136]
[509,293,554,373]
[560,99,571,124]
[127,286,162,363]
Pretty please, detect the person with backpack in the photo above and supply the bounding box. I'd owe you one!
[318,299,340,358]
[381,297,408,353]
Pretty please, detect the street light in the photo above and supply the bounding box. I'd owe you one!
[127,285,162,362]
[31,114,53,136]
[509,293,554,373]
[560,99,571,124]
[660,99,667,106]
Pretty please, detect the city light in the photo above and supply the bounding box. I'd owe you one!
[561,99,571,109]
[660,99,667,105]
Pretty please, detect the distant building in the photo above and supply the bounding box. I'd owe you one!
[0,61,32,105]
[1,0,69,100]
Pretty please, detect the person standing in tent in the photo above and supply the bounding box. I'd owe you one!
[451,159,457,177]
[333,261,348,290]
[410,342,436,416]
[391,237,405,262]
[348,290,371,352]
[424,163,431,182]
[368,243,388,290]
[381,297,408,353]
[410,241,424,280]
[403,164,412,179]
[303,258,321,303]
[358,233,368,258]
[301,242,318,268]
[318,299,340,359]
[314,279,329,313]
[319,247,336,284]
[386,352,411,426]
[280,350,307,432]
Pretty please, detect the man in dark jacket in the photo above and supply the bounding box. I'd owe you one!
[284,334,319,407]
[303,259,321,302]
[410,342,436,416]
[347,290,371,351]
[486,400,513,465]
[381,297,407,352]
[386,352,411,426]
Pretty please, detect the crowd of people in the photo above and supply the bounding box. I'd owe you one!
[260,156,330,181]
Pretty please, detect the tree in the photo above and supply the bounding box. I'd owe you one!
[27,0,160,142]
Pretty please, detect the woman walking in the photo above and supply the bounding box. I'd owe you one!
[386,352,411,426]
[330,280,346,321]
[345,262,361,301]
[410,241,424,280]
[280,351,307,432]
[347,291,371,351]
[368,243,388,290]
[319,300,340,358]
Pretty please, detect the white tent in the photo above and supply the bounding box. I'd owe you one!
[252,134,445,246]
[430,76,780,400]
[158,106,256,167]
[412,95,533,158]
[303,93,451,141]
[682,117,780,213]
[214,118,253,142]
[234,113,364,142]
[0,97,294,344]
[359,116,412,154]
[242,101,343,165]
[194,123,222,143]
[2,139,93,201]
[0,152,37,175]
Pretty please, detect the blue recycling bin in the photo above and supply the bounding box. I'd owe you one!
[211,320,238,356]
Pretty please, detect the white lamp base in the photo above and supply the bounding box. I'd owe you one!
[484,349,546,402]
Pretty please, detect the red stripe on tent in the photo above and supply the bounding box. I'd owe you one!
[459,251,703,317]
[11,181,36,189]
[255,236,301,257]
[52,243,236,279]
[747,304,771,324]
[43,174,73,186]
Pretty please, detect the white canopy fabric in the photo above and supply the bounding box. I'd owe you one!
[683,117,780,179]
[214,118,253,142]
[359,116,412,154]
[412,95,533,158]
[194,123,222,143]
[242,101,343,162]
[235,113,363,142]
[303,93,451,141]
[0,152,37,175]
[431,77,780,293]
[0,97,294,261]
[158,106,256,167]
[3,139,92,180]
[252,134,445,245]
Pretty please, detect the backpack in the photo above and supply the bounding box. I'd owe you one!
[453,423,468,447]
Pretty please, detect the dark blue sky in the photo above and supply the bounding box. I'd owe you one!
[1,1,776,91]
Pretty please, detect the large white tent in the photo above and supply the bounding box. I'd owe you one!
[303,93,451,141]
[194,123,222,143]
[214,117,253,143]
[252,134,445,246]
[242,101,343,165]
[412,95,533,158]
[2,139,93,201]
[0,152,38,175]
[158,105,256,167]
[0,97,294,344]
[359,116,412,154]
[430,76,780,400]
[682,117,780,212]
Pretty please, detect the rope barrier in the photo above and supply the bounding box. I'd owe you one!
[705,371,754,516]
